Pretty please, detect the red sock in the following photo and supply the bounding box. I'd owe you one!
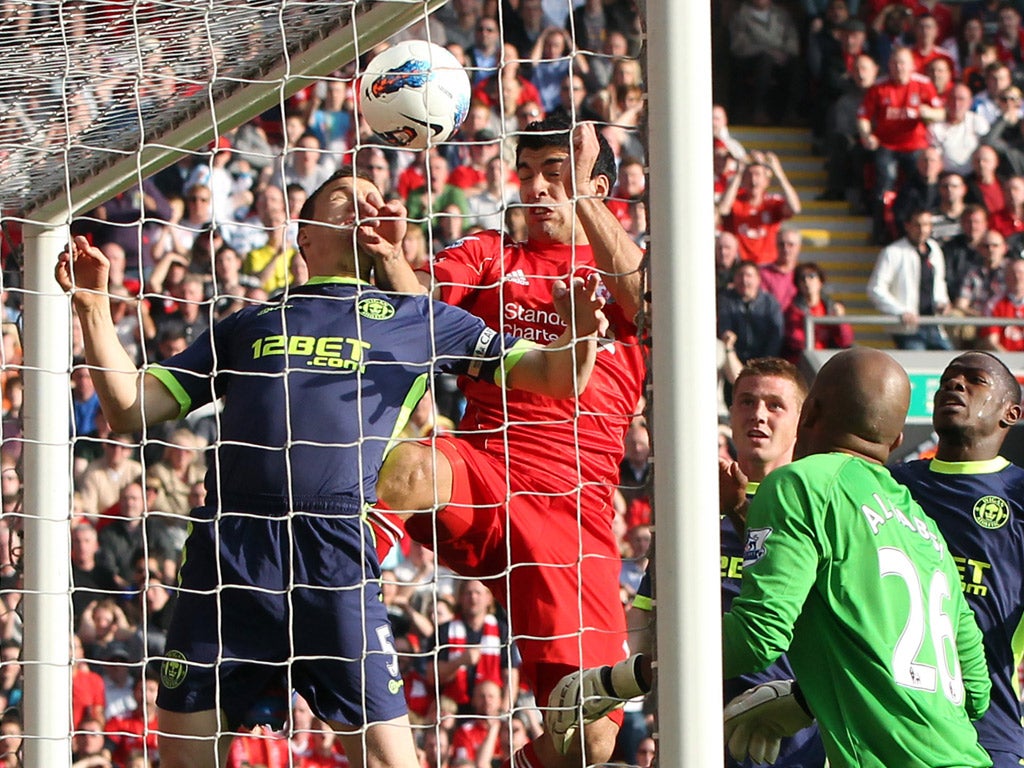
[366,502,406,562]
[503,741,542,768]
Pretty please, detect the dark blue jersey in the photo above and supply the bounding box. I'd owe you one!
[892,457,1024,759]
[721,483,826,768]
[149,277,530,508]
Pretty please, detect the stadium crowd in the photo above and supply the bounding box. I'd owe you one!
[1,1,653,766]
[713,0,1024,374]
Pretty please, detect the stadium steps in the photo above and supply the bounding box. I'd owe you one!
[730,125,891,348]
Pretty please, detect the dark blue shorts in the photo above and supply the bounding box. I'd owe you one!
[155,499,408,728]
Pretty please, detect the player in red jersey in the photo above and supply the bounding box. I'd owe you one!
[374,114,645,768]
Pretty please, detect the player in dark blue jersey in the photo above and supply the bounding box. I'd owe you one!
[891,351,1024,768]
[57,167,608,768]
[549,359,826,767]
[717,359,825,768]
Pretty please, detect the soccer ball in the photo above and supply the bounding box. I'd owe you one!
[360,40,472,149]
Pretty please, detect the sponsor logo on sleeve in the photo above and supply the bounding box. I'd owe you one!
[742,527,773,567]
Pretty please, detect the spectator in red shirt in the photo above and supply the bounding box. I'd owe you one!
[983,255,1024,350]
[607,156,646,234]
[911,14,955,76]
[989,174,1024,239]
[967,144,1006,214]
[105,674,161,767]
[994,3,1024,69]
[717,150,802,265]
[71,635,105,731]
[448,679,507,766]
[926,55,954,99]
[858,46,946,242]
[782,262,855,363]
[448,129,501,196]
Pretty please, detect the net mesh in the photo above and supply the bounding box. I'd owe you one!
[1,1,382,215]
[3,0,650,764]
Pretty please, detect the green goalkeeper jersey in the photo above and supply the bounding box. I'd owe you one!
[723,452,992,768]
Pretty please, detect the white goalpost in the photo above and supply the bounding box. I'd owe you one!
[3,0,721,766]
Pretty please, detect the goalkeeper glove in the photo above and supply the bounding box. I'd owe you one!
[546,654,650,754]
[723,679,814,765]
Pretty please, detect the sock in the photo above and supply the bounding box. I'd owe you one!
[366,502,406,562]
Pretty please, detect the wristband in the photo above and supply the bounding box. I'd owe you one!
[609,654,651,699]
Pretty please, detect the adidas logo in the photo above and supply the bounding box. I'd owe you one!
[504,269,529,286]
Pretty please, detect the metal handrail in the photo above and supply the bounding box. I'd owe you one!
[804,313,1024,351]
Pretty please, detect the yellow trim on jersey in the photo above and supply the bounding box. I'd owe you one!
[745,481,760,496]
[632,593,653,612]
[1012,608,1024,705]
[382,373,430,458]
[929,457,1011,475]
[495,339,539,388]
[178,519,193,586]
[304,276,371,287]
[147,366,192,419]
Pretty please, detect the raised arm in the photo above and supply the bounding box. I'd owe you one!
[55,236,180,433]
[567,122,644,319]
[765,152,801,217]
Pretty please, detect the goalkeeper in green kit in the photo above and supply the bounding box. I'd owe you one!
[547,348,993,767]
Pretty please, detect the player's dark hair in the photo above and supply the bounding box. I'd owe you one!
[735,357,809,401]
[515,112,617,187]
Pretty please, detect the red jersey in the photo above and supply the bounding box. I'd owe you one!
[472,76,542,110]
[106,711,159,766]
[423,231,646,511]
[859,74,941,152]
[449,165,486,190]
[723,190,791,265]
[450,719,505,764]
[989,209,1024,239]
[995,29,1024,66]
[985,296,1024,350]
[977,179,1005,215]
[72,667,105,728]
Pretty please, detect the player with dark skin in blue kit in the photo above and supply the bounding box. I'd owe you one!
[892,352,1024,768]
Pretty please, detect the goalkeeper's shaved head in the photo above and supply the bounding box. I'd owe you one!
[795,348,910,464]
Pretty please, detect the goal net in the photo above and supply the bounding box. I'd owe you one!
[1,0,652,766]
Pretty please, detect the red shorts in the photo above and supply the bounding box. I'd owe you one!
[404,436,628,702]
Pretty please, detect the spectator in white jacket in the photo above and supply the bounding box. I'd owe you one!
[867,208,954,349]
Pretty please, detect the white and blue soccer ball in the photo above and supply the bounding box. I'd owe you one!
[360,40,472,150]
